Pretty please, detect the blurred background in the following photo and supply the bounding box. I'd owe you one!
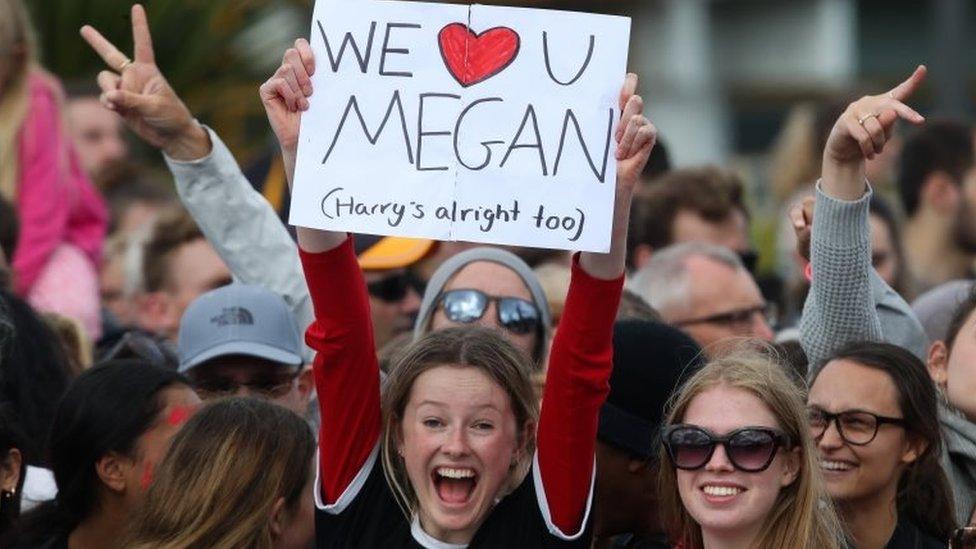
[26,0,973,274]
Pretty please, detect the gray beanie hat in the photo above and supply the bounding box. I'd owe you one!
[911,279,973,343]
[413,247,552,365]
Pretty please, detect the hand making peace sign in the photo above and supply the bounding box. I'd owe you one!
[80,4,210,160]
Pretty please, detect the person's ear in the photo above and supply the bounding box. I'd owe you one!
[1,448,22,493]
[626,457,647,475]
[136,291,174,335]
[515,420,536,464]
[928,340,950,391]
[268,496,287,540]
[901,435,927,465]
[922,171,960,214]
[632,244,654,271]
[296,365,314,402]
[95,452,130,494]
[779,447,801,488]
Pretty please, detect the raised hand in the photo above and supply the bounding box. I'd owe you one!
[615,73,657,198]
[260,39,315,158]
[821,65,926,199]
[581,73,657,280]
[80,4,209,160]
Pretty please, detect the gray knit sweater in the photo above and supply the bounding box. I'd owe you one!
[800,183,929,379]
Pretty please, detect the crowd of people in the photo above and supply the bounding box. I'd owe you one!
[2,0,976,547]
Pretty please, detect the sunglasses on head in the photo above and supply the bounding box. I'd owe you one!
[439,289,541,335]
[663,424,791,473]
[366,270,426,303]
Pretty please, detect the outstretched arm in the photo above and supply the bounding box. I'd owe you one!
[800,66,928,374]
[80,5,315,346]
[261,41,381,505]
[536,74,656,537]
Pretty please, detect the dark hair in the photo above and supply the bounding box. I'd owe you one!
[18,360,188,541]
[868,194,911,299]
[628,166,747,270]
[816,342,956,540]
[143,206,205,293]
[898,120,975,216]
[945,285,976,352]
[641,137,671,181]
[99,162,173,234]
[0,404,27,546]
[0,197,16,264]
[0,289,71,462]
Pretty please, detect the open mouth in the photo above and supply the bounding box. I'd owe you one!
[701,484,745,498]
[432,467,478,505]
[819,459,855,472]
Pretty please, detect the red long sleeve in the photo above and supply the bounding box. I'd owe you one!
[537,254,623,534]
[301,237,382,504]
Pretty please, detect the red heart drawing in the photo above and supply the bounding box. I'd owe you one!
[438,23,520,87]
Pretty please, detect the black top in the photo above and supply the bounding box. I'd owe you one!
[611,532,671,549]
[885,520,946,549]
[315,458,593,548]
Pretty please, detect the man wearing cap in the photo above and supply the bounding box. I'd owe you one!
[177,283,314,417]
[593,320,703,549]
[162,123,436,352]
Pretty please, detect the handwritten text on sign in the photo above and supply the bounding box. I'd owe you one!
[289,0,631,252]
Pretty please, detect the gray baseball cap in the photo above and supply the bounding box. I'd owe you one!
[177,283,303,373]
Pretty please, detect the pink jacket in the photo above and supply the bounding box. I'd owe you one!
[12,72,108,296]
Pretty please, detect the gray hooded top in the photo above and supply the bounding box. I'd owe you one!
[413,247,552,366]
[940,403,976,526]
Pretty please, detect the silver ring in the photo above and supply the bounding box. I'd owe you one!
[857,113,879,126]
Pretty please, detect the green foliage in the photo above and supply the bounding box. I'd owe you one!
[28,0,311,161]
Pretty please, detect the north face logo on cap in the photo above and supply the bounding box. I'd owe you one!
[210,307,254,327]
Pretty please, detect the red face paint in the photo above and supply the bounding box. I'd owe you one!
[139,461,154,491]
[166,405,195,427]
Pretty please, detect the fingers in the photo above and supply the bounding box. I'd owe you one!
[862,115,886,155]
[102,89,146,113]
[96,70,120,95]
[283,48,312,101]
[295,38,316,80]
[789,202,807,231]
[80,25,129,71]
[888,65,927,102]
[631,120,657,155]
[261,77,303,113]
[131,4,155,64]
[846,115,877,160]
[616,73,638,140]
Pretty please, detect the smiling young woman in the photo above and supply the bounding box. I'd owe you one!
[658,347,844,549]
[808,342,954,548]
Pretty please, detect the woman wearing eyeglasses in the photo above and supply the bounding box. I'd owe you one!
[808,342,955,548]
[659,347,843,549]
[257,38,656,548]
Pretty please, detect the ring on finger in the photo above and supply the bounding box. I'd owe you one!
[857,113,879,126]
[118,58,133,72]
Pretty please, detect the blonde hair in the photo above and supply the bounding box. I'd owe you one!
[658,345,844,549]
[0,0,36,202]
[380,327,539,519]
[126,397,316,549]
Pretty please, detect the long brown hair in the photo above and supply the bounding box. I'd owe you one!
[380,326,539,519]
[818,342,956,540]
[0,0,35,202]
[659,346,844,549]
[126,397,315,548]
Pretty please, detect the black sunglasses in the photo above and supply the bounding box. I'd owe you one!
[807,407,906,446]
[439,289,541,335]
[663,424,791,473]
[366,270,426,303]
[191,368,301,399]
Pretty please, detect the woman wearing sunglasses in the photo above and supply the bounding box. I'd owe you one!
[659,348,843,549]
[414,247,552,367]
[259,37,655,546]
[808,342,954,548]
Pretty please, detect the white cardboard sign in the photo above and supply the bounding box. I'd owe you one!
[289,0,631,252]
